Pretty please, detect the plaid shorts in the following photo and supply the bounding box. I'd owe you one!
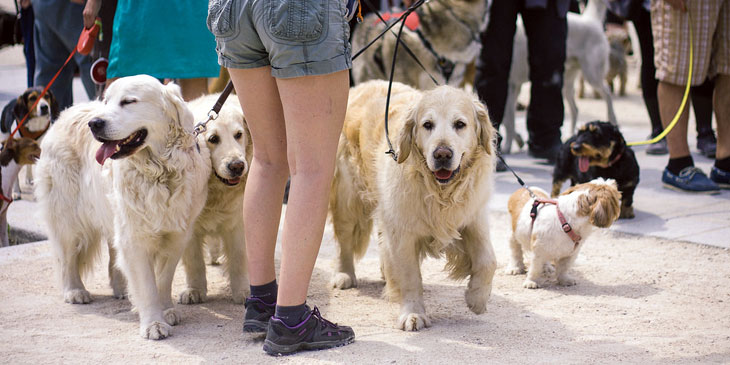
[651,0,730,85]
[207,0,352,79]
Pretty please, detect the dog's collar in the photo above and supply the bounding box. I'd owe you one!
[17,119,50,140]
[530,198,582,247]
[607,147,624,167]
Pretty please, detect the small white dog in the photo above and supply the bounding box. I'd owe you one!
[35,75,211,340]
[506,178,620,289]
[179,94,251,305]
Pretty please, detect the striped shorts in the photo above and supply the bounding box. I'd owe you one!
[651,0,730,85]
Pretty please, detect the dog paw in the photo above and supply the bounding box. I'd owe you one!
[523,279,540,289]
[619,206,635,219]
[178,288,206,304]
[163,308,181,326]
[11,191,22,200]
[141,321,171,340]
[397,312,431,331]
[331,272,357,289]
[558,275,577,286]
[64,289,92,304]
[231,290,248,305]
[465,288,488,314]
[505,266,526,275]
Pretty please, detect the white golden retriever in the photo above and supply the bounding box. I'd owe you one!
[35,75,211,340]
[179,94,251,305]
[330,80,497,331]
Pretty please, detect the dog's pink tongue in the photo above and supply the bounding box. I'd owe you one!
[579,156,590,173]
[95,142,118,166]
[434,169,453,180]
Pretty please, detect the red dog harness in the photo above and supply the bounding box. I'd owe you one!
[530,198,581,248]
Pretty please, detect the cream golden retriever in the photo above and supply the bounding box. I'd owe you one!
[35,75,211,340]
[330,80,497,331]
[179,94,251,305]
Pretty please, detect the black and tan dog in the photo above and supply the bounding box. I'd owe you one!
[1,87,58,198]
[1,87,59,141]
[552,121,639,219]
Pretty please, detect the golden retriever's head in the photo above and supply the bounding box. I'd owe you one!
[563,178,621,228]
[90,75,193,165]
[397,85,494,184]
[0,137,41,166]
[198,100,250,187]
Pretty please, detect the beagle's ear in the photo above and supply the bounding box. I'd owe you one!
[473,97,494,155]
[13,96,27,120]
[397,107,417,164]
[48,92,61,121]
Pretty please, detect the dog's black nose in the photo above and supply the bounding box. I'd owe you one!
[227,160,246,176]
[571,142,582,152]
[40,104,49,115]
[433,147,453,162]
[88,118,106,134]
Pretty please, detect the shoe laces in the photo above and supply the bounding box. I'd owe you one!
[678,166,704,179]
[311,306,338,330]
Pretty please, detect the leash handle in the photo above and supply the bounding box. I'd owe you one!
[193,80,234,136]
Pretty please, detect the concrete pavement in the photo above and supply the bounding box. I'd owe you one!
[1,42,728,249]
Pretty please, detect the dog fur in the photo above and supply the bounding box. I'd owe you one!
[35,75,211,340]
[351,0,486,89]
[179,93,251,305]
[329,80,497,331]
[579,27,632,99]
[0,137,41,247]
[506,178,621,289]
[1,87,59,199]
[552,121,639,219]
[502,0,617,153]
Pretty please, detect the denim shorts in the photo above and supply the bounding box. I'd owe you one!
[208,0,352,78]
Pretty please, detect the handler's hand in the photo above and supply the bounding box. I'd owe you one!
[81,0,102,29]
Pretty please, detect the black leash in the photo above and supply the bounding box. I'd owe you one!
[193,80,235,136]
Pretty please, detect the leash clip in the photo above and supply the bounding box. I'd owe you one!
[192,110,221,137]
[562,223,572,233]
[385,149,398,162]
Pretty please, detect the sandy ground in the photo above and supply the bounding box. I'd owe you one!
[1,210,729,364]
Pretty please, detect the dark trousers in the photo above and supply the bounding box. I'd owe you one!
[20,6,35,88]
[474,0,567,152]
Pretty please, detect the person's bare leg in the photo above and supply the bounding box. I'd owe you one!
[658,81,691,158]
[714,75,730,160]
[178,78,209,101]
[228,67,289,286]
[275,70,349,306]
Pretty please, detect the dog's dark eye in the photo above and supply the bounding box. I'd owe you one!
[423,121,433,130]
[208,135,220,144]
[234,131,243,140]
[120,99,137,107]
[453,120,466,130]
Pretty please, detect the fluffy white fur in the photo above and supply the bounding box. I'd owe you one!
[506,178,621,289]
[330,80,497,331]
[501,0,617,153]
[35,75,211,340]
[179,94,251,305]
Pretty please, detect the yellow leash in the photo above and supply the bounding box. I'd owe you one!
[627,11,693,147]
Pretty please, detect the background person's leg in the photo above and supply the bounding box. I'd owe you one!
[275,69,349,306]
[714,75,730,161]
[228,67,289,288]
[691,78,716,157]
[522,3,567,159]
[658,81,691,159]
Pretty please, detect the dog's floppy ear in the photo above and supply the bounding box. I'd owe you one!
[0,138,16,166]
[48,91,60,121]
[163,82,195,137]
[588,180,621,228]
[473,97,494,155]
[13,95,27,120]
[397,106,417,164]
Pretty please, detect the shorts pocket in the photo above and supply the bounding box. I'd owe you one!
[267,0,327,42]
[208,0,239,38]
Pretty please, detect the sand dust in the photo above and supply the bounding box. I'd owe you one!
[1,211,729,364]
